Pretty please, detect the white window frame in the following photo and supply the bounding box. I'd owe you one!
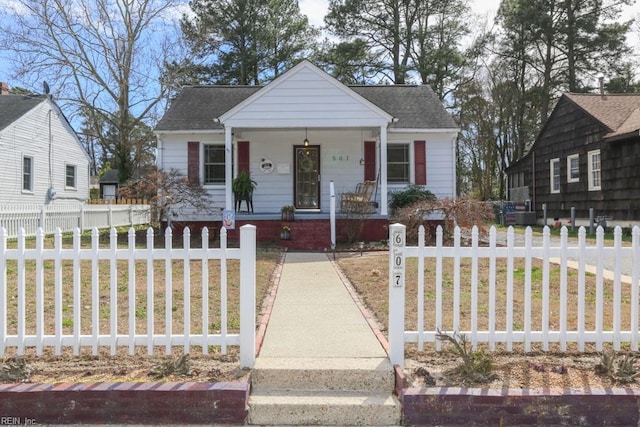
[550,158,560,194]
[588,149,601,191]
[387,143,411,184]
[567,154,579,183]
[65,164,77,189]
[203,144,226,185]
[22,155,34,193]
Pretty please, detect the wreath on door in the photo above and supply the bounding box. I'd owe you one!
[299,155,314,173]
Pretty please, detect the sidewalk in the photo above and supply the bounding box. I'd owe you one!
[257,251,387,359]
[492,228,636,284]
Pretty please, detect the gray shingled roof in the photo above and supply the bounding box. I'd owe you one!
[351,85,457,129]
[0,94,46,132]
[99,169,120,183]
[155,84,457,131]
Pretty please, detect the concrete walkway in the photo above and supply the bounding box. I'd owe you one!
[258,251,387,359]
[248,252,400,426]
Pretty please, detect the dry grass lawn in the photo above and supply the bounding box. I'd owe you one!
[1,227,282,383]
[336,250,640,389]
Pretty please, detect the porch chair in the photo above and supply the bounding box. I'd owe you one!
[340,180,377,214]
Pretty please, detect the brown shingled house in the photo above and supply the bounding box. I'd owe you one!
[506,92,640,224]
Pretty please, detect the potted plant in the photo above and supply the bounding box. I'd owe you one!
[281,205,295,221]
[232,171,257,212]
[280,225,291,240]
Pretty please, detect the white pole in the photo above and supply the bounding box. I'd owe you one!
[388,223,406,367]
[239,224,256,368]
[330,181,336,251]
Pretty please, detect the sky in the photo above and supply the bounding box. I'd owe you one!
[1,0,638,92]
[299,0,504,27]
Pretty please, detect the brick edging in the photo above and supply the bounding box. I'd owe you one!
[403,386,640,426]
[0,381,249,425]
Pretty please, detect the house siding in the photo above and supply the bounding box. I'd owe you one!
[158,129,456,218]
[221,66,390,128]
[508,95,640,222]
[604,137,640,220]
[0,98,89,205]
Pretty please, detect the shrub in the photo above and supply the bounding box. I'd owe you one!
[389,185,436,213]
[392,196,494,243]
[436,330,497,385]
[595,351,639,384]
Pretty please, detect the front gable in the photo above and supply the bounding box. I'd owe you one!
[219,60,393,128]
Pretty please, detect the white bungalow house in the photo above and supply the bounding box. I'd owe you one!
[154,61,458,248]
[0,83,90,206]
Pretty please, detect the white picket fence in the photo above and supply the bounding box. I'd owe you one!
[0,203,151,238]
[388,223,640,366]
[0,225,257,368]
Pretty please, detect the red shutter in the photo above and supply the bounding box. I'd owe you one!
[414,140,426,185]
[364,140,376,181]
[238,141,250,173]
[187,141,199,184]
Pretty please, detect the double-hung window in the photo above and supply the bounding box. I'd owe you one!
[567,154,579,183]
[588,150,601,191]
[387,144,410,183]
[23,156,33,192]
[65,164,77,189]
[550,158,560,193]
[203,145,226,185]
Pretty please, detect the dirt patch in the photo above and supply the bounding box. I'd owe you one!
[404,346,637,389]
[1,347,249,384]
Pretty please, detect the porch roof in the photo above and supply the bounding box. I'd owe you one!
[156,84,456,132]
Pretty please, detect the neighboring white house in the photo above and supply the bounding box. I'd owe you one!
[154,60,458,222]
[0,83,90,205]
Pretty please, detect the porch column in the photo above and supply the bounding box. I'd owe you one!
[380,126,388,216]
[225,126,233,210]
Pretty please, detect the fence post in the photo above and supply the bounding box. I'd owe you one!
[389,223,406,367]
[108,204,113,228]
[239,224,256,369]
[79,204,85,232]
[39,205,46,231]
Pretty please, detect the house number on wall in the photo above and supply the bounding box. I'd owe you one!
[392,230,404,288]
[332,155,349,161]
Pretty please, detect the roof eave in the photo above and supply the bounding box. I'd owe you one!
[604,129,640,142]
[389,127,460,134]
[155,129,224,135]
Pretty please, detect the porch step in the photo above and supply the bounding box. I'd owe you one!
[251,357,395,392]
[248,390,401,426]
[248,357,401,426]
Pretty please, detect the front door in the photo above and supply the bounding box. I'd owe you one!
[294,145,320,209]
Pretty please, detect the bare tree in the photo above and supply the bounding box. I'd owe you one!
[0,0,184,182]
[119,168,214,225]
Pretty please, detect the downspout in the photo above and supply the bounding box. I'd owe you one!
[532,152,536,210]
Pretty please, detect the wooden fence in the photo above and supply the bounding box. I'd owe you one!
[0,225,257,368]
[0,203,151,238]
[388,224,640,366]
